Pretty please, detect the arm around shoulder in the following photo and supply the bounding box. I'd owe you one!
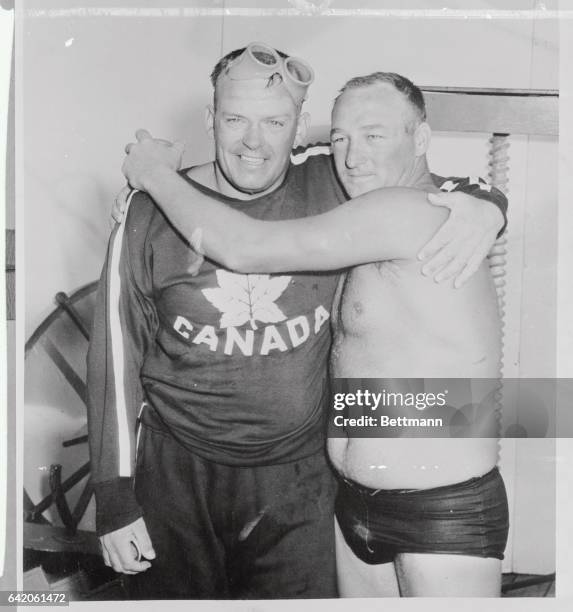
[233,187,448,273]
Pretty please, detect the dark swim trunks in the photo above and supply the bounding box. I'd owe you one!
[335,467,509,564]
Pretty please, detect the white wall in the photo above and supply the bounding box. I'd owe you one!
[22,8,221,337]
[22,0,559,573]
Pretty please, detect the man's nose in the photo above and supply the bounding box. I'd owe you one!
[345,141,366,169]
[242,123,263,150]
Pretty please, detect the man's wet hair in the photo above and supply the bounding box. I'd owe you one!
[210,46,289,107]
[336,72,427,133]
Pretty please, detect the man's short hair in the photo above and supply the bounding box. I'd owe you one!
[336,72,427,133]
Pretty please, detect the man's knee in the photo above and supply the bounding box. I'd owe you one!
[396,553,502,597]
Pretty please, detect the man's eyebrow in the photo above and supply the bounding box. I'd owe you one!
[360,123,389,131]
[221,111,291,121]
[330,123,389,135]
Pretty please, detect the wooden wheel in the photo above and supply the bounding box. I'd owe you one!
[24,282,100,554]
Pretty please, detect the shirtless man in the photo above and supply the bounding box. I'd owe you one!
[325,79,506,598]
[120,70,508,597]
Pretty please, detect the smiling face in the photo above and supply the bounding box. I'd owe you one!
[331,83,425,198]
[208,78,306,200]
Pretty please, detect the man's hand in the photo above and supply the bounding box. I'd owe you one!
[418,191,504,288]
[99,517,156,575]
[122,129,184,191]
[111,185,132,224]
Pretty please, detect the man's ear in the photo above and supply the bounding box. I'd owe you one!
[205,104,215,136]
[414,121,431,156]
[294,111,310,148]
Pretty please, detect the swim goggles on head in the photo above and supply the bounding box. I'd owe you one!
[223,42,314,105]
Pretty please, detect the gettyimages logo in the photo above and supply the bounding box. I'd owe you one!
[328,379,570,439]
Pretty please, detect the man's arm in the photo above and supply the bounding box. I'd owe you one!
[87,194,158,573]
[121,132,507,280]
[245,188,447,272]
[123,163,446,273]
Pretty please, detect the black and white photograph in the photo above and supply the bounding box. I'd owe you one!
[1,0,572,609]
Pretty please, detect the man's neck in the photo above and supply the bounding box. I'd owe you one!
[186,161,244,197]
[212,162,260,201]
[400,156,436,192]
[187,161,281,201]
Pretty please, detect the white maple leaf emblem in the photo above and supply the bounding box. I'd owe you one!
[202,270,291,330]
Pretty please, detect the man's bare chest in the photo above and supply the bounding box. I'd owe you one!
[335,261,410,338]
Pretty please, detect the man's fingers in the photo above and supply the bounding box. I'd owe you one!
[130,540,142,561]
[453,237,492,288]
[134,525,156,560]
[421,243,458,277]
[107,549,126,574]
[99,536,112,567]
[431,235,477,282]
[99,519,154,575]
[112,185,132,223]
[417,227,456,262]
[118,185,131,207]
[119,554,151,574]
[111,209,122,224]
[120,556,152,574]
[433,244,475,283]
[135,128,153,142]
[101,547,111,568]
[423,190,501,285]
[453,256,482,289]
[110,543,152,574]
[115,530,153,572]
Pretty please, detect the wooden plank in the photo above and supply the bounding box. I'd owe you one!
[24,522,100,556]
[41,336,88,405]
[425,91,558,136]
[421,86,557,97]
[504,581,553,597]
[545,581,556,597]
[307,89,559,142]
[502,573,556,597]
